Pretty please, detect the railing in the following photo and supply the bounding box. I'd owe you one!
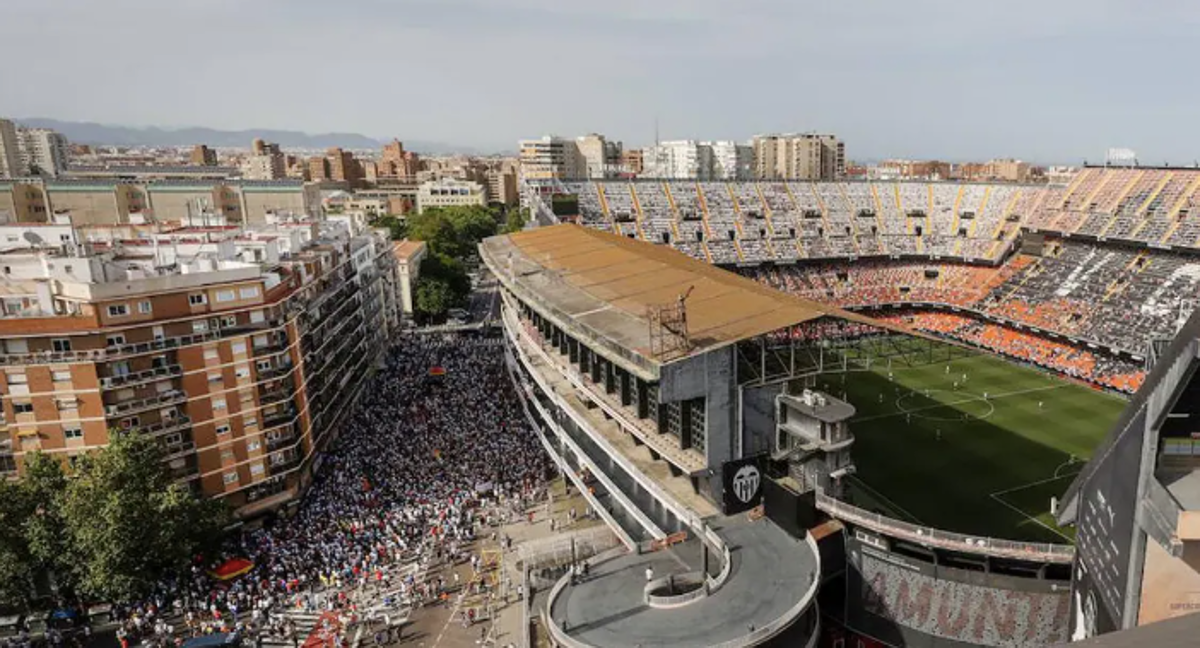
[815,492,1075,562]
[141,415,192,438]
[162,440,196,461]
[707,534,822,648]
[105,389,186,417]
[644,572,707,609]
[100,363,182,388]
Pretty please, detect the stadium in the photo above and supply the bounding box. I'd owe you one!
[497,167,1200,647]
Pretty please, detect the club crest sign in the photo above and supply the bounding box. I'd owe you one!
[722,455,766,514]
[732,465,760,504]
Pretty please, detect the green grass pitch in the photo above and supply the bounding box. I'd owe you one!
[814,343,1127,544]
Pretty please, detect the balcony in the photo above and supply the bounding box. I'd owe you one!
[100,363,182,389]
[162,440,196,461]
[141,415,192,438]
[262,407,298,430]
[105,390,187,418]
[266,430,298,452]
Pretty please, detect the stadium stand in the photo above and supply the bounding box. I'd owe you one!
[536,170,1200,394]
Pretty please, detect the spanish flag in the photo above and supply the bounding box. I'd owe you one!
[208,558,254,581]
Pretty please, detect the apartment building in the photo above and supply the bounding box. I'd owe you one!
[752,133,845,180]
[18,128,71,178]
[643,140,715,179]
[518,136,586,181]
[575,134,623,179]
[0,179,320,225]
[704,141,753,180]
[0,119,22,178]
[243,140,286,180]
[416,178,486,213]
[191,145,219,167]
[485,165,518,206]
[380,140,420,181]
[0,216,402,517]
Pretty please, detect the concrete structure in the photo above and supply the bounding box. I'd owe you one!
[17,128,70,178]
[621,149,644,177]
[0,119,23,178]
[391,239,427,314]
[415,178,486,213]
[753,133,845,180]
[643,140,715,179]
[518,136,585,181]
[0,216,401,517]
[190,145,218,167]
[478,224,903,646]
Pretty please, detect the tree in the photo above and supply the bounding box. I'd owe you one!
[20,453,71,593]
[61,432,227,603]
[407,206,499,259]
[0,479,34,609]
[375,216,408,241]
[414,276,455,319]
[502,208,529,234]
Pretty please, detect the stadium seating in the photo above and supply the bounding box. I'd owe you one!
[539,172,1200,394]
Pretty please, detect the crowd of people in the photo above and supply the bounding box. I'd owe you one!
[110,334,553,647]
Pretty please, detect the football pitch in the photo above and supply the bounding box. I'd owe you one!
[813,344,1127,544]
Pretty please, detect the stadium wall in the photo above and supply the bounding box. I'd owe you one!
[843,536,1071,647]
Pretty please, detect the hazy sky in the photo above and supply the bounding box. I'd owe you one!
[3,0,1197,162]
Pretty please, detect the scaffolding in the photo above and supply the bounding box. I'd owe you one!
[647,286,693,361]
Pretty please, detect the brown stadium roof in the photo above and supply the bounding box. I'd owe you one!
[481,224,920,374]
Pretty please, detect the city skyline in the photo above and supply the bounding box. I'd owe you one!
[3,1,1199,163]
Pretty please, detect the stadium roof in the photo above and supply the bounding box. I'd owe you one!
[481,223,919,378]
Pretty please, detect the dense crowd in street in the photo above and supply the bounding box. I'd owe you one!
[107,334,552,648]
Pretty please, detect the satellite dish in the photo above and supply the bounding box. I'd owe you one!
[22,231,45,247]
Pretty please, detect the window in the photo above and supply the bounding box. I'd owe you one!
[250,463,265,476]
[13,402,33,414]
[243,416,258,428]
[231,341,247,354]
[249,309,266,324]
[105,334,126,347]
[216,290,236,303]
[221,315,237,328]
[120,416,140,429]
[6,373,27,384]
[215,423,231,435]
[138,300,152,314]
[189,293,207,306]
[239,286,260,300]
[51,370,71,382]
[256,359,273,371]
[208,372,222,384]
[107,304,129,317]
[164,433,182,446]
[203,347,219,360]
[193,320,209,334]
[222,472,239,485]
[220,449,234,461]
[247,439,262,452]
[235,366,250,379]
[63,426,83,440]
[51,338,72,352]
[212,398,227,411]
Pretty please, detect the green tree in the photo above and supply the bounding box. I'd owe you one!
[502,208,529,234]
[407,206,499,259]
[0,479,34,609]
[61,432,226,602]
[414,276,455,319]
[20,453,71,593]
[375,215,408,241]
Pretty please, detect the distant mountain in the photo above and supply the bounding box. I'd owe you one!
[15,118,477,154]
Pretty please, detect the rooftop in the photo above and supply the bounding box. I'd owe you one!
[392,240,427,262]
[481,224,911,372]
